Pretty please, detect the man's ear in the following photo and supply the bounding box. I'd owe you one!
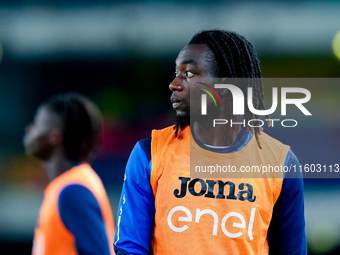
[220,88,228,96]
[217,77,228,95]
[49,128,63,146]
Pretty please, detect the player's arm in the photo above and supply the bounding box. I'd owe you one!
[114,138,155,255]
[267,149,307,255]
[59,184,112,255]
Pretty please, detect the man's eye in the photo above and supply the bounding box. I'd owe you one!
[173,71,179,77]
[186,71,194,78]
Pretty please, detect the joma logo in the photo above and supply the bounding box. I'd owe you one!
[174,177,256,202]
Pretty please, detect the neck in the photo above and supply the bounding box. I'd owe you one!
[43,153,80,181]
[192,114,242,146]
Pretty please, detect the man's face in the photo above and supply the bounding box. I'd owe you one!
[169,44,217,117]
[23,105,62,160]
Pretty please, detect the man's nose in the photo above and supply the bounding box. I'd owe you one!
[169,76,183,92]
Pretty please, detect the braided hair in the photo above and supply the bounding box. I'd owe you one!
[189,30,269,149]
[41,92,102,162]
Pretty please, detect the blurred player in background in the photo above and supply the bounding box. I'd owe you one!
[114,30,307,254]
[24,92,115,255]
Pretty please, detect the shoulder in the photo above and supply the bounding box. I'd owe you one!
[260,132,288,146]
[259,132,290,153]
[139,138,151,163]
[151,125,176,138]
[58,184,102,226]
[51,164,98,187]
[59,184,98,210]
[125,138,153,180]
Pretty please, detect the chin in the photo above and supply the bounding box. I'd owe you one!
[175,107,190,117]
[176,111,186,117]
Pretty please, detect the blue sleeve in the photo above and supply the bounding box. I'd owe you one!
[114,138,155,255]
[59,184,111,255]
[267,149,307,255]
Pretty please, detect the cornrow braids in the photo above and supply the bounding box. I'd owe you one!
[42,92,102,162]
[189,30,269,149]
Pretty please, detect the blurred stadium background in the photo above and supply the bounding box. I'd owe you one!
[0,0,340,254]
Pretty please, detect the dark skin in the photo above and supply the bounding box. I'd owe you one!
[23,105,79,180]
[169,44,241,146]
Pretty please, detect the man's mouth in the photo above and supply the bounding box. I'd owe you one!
[172,101,182,109]
[171,97,182,109]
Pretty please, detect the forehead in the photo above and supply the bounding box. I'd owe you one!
[175,44,213,67]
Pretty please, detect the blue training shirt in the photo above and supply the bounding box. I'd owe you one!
[59,184,112,255]
[114,130,307,255]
